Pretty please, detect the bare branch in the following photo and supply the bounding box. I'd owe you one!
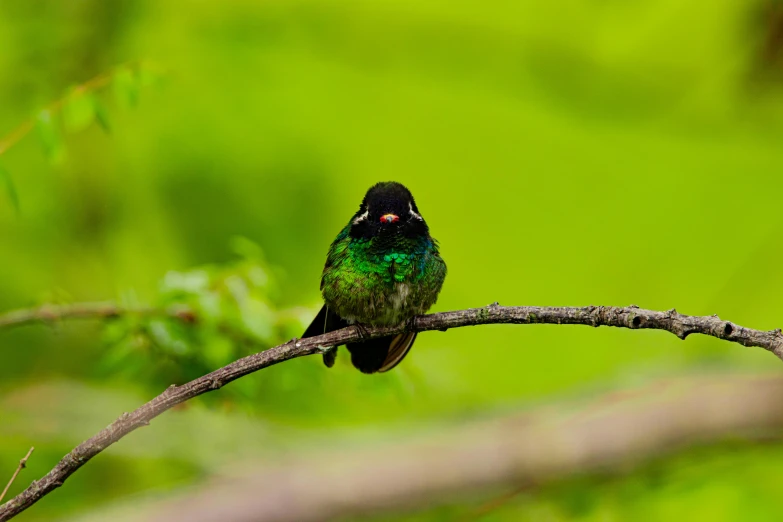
[1,304,782,520]
[69,375,783,522]
[0,302,196,330]
[0,448,34,505]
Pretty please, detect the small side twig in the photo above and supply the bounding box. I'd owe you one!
[0,448,34,504]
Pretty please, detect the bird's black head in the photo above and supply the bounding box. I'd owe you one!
[349,182,429,239]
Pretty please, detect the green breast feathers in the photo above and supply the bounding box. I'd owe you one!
[321,227,446,326]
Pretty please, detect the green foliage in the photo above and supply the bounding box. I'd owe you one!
[0,61,164,209]
[2,0,783,520]
[62,89,97,133]
[100,237,306,401]
[112,66,141,109]
[92,98,112,134]
[35,110,65,165]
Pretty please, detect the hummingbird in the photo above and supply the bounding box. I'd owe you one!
[302,181,447,373]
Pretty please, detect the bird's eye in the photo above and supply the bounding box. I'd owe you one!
[380,214,399,224]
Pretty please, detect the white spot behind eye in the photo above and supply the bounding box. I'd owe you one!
[409,202,422,220]
[353,209,369,225]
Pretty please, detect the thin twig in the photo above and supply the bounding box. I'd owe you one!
[1,303,782,520]
[0,448,34,505]
[0,302,196,330]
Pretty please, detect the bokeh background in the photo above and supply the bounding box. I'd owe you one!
[2,0,783,520]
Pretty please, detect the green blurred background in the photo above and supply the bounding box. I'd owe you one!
[2,0,783,520]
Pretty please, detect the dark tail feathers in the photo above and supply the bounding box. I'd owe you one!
[302,305,416,373]
[347,331,417,374]
[302,305,347,368]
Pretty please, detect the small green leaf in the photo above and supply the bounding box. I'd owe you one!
[0,164,20,213]
[92,98,112,134]
[62,89,95,132]
[35,110,65,164]
[240,297,275,340]
[112,66,139,108]
[161,269,211,294]
[137,63,165,88]
[148,320,189,355]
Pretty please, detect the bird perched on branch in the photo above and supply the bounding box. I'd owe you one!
[303,181,447,373]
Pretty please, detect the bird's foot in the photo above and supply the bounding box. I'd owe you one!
[405,316,419,332]
[353,322,370,340]
[322,345,338,368]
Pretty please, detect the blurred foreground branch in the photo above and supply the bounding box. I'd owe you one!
[0,448,34,505]
[94,375,783,522]
[2,304,783,520]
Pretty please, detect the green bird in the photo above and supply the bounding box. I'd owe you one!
[303,181,447,373]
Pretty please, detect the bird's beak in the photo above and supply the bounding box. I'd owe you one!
[380,213,399,224]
